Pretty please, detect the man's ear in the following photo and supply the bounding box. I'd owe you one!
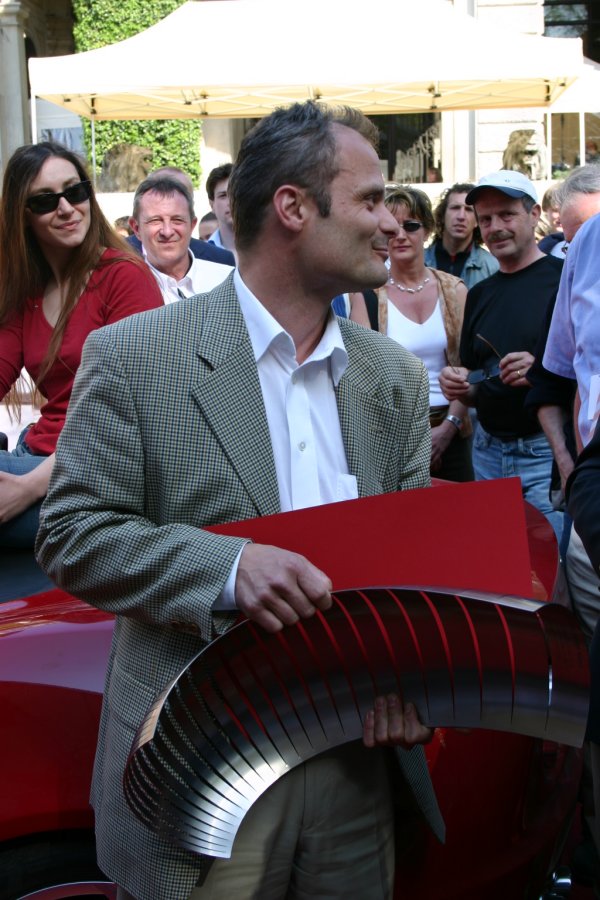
[272,184,310,234]
[530,203,542,225]
[129,217,141,239]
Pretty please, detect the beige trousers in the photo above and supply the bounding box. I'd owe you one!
[119,742,396,900]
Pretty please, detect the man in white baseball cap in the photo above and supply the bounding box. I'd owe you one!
[465,170,539,205]
[440,170,564,540]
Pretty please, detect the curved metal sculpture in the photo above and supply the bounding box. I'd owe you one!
[124,587,589,858]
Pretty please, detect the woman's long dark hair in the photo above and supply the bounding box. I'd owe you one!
[0,141,138,410]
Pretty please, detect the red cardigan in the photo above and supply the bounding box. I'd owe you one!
[0,249,163,455]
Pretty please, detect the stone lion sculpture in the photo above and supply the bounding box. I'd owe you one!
[98,143,153,192]
[502,130,547,181]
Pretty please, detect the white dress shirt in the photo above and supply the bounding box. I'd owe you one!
[216,271,358,608]
[235,270,357,511]
[145,249,233,303]
[208,228,225,249]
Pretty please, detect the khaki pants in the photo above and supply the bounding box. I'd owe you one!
[119,742,396,900]
[567,527,600,645]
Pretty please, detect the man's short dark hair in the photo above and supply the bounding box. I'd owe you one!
[206,163,233,201]
[520,195,537,213]
[132,177,195,221]
[432,182,483,244]
[228,101,380,253]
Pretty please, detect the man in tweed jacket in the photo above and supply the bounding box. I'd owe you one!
[36,102,442,900]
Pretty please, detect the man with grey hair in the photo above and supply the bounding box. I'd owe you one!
[128,165,235,267]
[37,100,442,900]
[528,164,600,509]
[554,163,600,248]
[541,171,600,641]
[129,176,233,303]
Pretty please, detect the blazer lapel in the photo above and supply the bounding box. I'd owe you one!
[337,324,403,497]
[189,277,280,518]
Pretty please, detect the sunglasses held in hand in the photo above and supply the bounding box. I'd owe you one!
[467,333,502,385]
[26,180,92,215]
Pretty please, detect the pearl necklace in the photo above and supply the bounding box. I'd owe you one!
[388,274,430,294]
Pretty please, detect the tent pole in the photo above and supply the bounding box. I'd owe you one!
[30,94,38,144]
[545,111,552,179]
[579,111,586,167]
[91,117,97,187]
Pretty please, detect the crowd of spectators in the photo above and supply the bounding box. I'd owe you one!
[2,112,600,897]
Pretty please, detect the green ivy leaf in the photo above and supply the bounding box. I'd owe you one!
[72,0,201,184]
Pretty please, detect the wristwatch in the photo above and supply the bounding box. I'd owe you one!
[445,414,463,431]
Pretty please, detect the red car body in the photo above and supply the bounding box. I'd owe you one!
[0,503,581,900]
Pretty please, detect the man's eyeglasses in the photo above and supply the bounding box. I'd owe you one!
[26,180,92,215]
[398,221,423,233]
[467,333,502,385]
[467,361,501,384]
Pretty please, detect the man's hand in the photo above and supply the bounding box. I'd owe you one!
[557,455,576,492]
[430,422,454,471]
[499,351,535,387]
[0,470,41,523]
[363,694,433,748]
[439,365,471,401]
[235,543,332,633]
[0,454,54,524]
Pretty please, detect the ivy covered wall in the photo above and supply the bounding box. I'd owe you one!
[71,0,202,184]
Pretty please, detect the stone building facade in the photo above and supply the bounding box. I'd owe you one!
[0,1,589,190]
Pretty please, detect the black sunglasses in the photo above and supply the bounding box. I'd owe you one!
[399,221,422,233]
[467,362,501,384]
[467,333,502,384]
[26,180,92,215]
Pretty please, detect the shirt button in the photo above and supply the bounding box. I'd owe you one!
[299,441,306,451]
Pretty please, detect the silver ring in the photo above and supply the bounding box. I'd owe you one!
[517,369,522,378]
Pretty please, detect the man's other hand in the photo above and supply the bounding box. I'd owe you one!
[363,695,433,748]
[439,365,471,401]
[235,543,332,633]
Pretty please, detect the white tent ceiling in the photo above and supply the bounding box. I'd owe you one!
[28,0,584,122]
[549,56,600,114]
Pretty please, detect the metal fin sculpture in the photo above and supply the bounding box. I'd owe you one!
[124,587,589,858]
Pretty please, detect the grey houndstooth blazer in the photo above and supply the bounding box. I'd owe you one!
[36,274,443,900]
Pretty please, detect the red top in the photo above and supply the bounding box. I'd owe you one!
[0,249,163,455]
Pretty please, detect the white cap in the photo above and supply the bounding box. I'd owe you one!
[466,171,538,205]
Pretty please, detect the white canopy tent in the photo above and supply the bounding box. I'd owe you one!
[29,0,584,126]
[546,57,600,170]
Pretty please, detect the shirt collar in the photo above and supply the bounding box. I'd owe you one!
[233,270,348,385]
[143,246,193,288]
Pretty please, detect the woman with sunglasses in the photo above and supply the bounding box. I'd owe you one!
[0,141,163,547]
[351,186,473,481]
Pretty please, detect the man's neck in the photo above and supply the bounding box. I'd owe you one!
[219,221,236,252]
[442,234,472,256]
[149,249,192,283]
[238,257,331,364]
[497,244,545,275]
